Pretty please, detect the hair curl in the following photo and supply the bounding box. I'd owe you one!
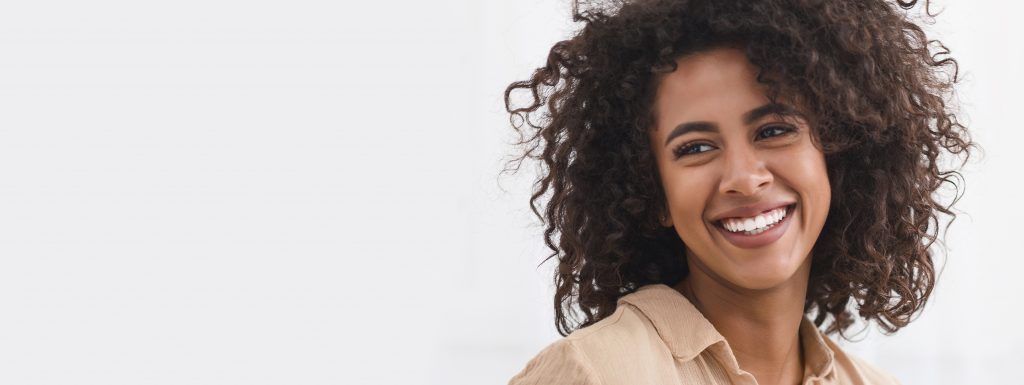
[503,0,975,338]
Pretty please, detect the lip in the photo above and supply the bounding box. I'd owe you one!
[709,201,796,222]
[712,203,796,249]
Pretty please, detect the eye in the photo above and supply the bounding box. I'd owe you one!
[672,142,716,159]
[757,125,796,140]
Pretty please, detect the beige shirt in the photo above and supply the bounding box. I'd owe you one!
[508,284,901,385]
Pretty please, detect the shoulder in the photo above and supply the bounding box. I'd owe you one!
[508,303,672,385]
[822,336,903,385]
[843,353,903,385]
[507,337,601,385]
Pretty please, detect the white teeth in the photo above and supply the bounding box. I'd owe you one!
[720,206,788,233]
[742,218,755,230]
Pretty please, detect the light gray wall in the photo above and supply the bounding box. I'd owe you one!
[0,0,1017,384]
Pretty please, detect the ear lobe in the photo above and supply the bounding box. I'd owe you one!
[660,212,674,227]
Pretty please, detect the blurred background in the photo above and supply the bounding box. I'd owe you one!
[0,0,1018,384]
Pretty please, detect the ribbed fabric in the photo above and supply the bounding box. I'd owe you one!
[508,284,902,385]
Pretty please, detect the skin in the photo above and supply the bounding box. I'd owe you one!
[648,47,831,385]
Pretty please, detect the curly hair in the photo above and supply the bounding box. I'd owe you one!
[503,0,975,338]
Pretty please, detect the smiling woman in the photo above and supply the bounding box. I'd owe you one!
[650,48,833,295]
[502,0,974,384]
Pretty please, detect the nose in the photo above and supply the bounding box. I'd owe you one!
[718,145,773,196]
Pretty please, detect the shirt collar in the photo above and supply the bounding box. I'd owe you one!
[799,311,837,381]
[616,283,836,379]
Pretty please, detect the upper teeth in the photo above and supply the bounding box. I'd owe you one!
[721,206,787,233]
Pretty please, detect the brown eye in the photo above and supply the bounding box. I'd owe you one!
[672,142,716,159]
[757,125,795,140]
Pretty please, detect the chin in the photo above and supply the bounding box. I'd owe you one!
[725,257,804,290]
[730,273,794,291]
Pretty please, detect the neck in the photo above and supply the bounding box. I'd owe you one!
[674,256,812,385]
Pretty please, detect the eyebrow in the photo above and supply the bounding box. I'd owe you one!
[662,103,798,147]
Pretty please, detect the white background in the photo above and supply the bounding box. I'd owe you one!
[0,0,1018,384]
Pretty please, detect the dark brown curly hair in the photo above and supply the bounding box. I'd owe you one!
[503,0,975,338]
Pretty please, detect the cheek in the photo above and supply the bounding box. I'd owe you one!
[662,168,718,223]
[778,146,831,219]
[803,149,831,208]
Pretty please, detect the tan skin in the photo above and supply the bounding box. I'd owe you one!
[648,47,832,385]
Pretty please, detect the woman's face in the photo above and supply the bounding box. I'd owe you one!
[648,47,831,290]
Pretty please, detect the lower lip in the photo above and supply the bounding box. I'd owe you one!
[713,204,795,249]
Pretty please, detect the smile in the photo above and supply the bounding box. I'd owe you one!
[712,203,796,249]
[720,205,788,234]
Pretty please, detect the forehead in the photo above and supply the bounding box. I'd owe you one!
[651,48,772,130]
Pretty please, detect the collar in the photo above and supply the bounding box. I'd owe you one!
[616,283,836,380]
[799,311,837,381]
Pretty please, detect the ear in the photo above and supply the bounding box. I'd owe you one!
[660,211,674,227]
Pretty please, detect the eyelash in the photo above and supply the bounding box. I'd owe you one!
[671,125,796,159]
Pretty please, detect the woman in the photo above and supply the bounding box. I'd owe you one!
[502,0,973,384]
